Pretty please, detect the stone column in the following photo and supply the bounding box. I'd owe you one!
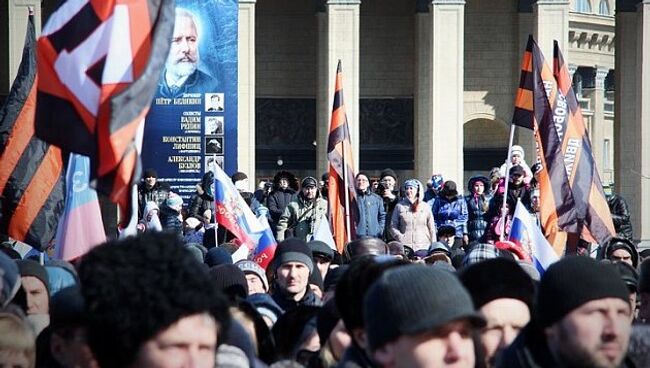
[316,0,361,176]
[414,0,465,184]
[615,0,650,248]
[591,66,608,178]
[1,0,42,93]
[238,0,256,186]
[532,0,569,63]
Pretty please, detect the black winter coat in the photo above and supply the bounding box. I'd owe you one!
[608,193,634,240]
[267,188,297,225]
[466,194,489,243]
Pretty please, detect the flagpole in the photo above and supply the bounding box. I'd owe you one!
[343,142,352,244]
[500,124,516,241]
[212,154,219,247]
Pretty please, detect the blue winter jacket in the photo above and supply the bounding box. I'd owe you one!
[355,190,386,238]
[430,195,468,238]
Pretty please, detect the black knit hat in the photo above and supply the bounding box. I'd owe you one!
[143,168,157,179]
[364,264,485,351]
[301,176,318,188]
[17,259,50,293]
[50,285,86,329]
[308,240,335,261]
[231,171,248,183]
[379,168,398,181]
[509,165,525,177]
[606,237,639,268]
[208,264,249,301]
[536,256,629,328]
[273,238,314,274]
[611,261,639,293]
[459,258,535,310]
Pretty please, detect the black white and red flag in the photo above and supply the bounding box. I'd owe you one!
[327,61,357,252]
[553,41,615,245]
[512,35,578,255]
[0,13,65,250]
[35,0,175,224]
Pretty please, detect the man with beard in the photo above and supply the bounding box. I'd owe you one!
[498,256,635,368]
[158,8,219,98]
[276,177,328,242]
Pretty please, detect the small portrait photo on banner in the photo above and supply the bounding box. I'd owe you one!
[205,116,224,135]
[205,93,224,112]
[205,155,224,172]
[205,137,223,154]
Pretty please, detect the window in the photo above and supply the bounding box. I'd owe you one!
[598,0,610,15]
[603,139,611,169]
[573,73,583,98]
[576,0,592,12]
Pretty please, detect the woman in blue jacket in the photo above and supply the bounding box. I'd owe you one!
[430,180,468,248]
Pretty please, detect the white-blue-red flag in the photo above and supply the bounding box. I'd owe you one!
[509,199,559,273]
[212,165,277,269]
[55,154,106,261]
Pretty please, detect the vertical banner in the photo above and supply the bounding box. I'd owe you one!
[142,0,238,203]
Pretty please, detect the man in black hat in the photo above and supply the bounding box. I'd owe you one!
[17,259,51,335]
[137,168,169,219]
[506,165,532,214]
[271,239,322,311]
[604,237,639,268]
[308,240,336,280]
[276,176,328,242]
[460,258,535,367]
[364,264,485,368]
[638,258,650,324]
[498,256,634,368]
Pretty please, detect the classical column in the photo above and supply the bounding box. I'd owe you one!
[316,0,361,176]
[532,0,569,62]
[591,66,608,179]
[414,0,465,183]
[1,0,42,93]
[615,0,650,248]
[238,0,256,185]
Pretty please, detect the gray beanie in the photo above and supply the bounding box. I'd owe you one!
[236,260,269,291]
[273,238,314,274]
[364,264,485,351]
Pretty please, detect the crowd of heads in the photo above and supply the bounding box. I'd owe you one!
[0,156,646,368]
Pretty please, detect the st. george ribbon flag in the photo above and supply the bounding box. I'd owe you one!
[552,41,616,245]
[0,13,65,250]
[327,60,357,252]
[34,0,176,226]
[512,35,578,256]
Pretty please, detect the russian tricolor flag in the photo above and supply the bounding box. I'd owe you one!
[212,165,277,269]
[509,199,559,273]
[55,154,106,261]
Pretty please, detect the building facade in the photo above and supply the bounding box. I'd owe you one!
[1,0,648,246]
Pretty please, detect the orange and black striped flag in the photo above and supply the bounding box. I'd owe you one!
[327,61,357,252]
[512,35,578,256]
[34,0,175,224]
[0,14,65,250]
[553,41,615,245]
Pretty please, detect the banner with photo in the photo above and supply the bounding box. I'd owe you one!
[142,0,238,204]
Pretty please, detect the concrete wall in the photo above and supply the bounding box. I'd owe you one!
[256,0,317,97]
[359,0,414,97]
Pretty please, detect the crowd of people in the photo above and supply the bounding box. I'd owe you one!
[0,144,646,368]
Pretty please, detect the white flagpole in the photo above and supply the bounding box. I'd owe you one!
[212,154,219,247]
[500,124,516,241]
[343,145,351,244]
